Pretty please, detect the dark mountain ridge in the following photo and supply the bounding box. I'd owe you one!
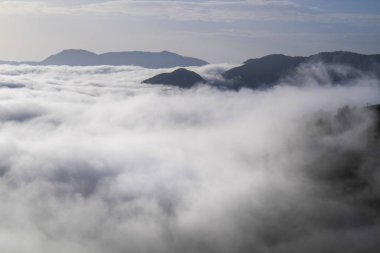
[141,51,380,90]
[222,51,380,89]
[0,49,209,68]
[222,54,306,89]
[143,68,206,88]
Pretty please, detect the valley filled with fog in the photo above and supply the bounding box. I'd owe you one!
[0,63,379,253]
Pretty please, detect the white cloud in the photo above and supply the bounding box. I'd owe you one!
[0,63,379,252]
[0,0,379,25]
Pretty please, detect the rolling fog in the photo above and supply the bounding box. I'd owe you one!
[0,63,379,252]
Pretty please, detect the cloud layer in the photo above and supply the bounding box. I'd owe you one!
[0,63,379,252]
[1,0,379,25]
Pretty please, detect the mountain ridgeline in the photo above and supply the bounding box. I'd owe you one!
[222,51,380,89]
[143,51,380,89]
[143,68,205,88]
[0,49,209,68]
[2,50,380,89]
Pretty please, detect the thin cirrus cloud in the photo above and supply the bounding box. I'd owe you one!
[0,0,379,63]
[0,0,378,25]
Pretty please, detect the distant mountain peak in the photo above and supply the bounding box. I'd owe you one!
[244,54,301,65]
[59,49,96,54]
[141,51,380,90]
[1,49,209,68]
[41,49,99,66]
[48,49,99,58]
[172,68,193,73]
[160,50,175,54]
[223,51,380,90]
[142,68,206,88]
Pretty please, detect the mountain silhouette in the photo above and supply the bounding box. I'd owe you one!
[142,68,206,88]
[0,49,209,68]
[41,49,99,66]
[141,51,380,90]
[222,51,380,89]
[222,54,305,89]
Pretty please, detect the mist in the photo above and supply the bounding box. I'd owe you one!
[0,63,379,253]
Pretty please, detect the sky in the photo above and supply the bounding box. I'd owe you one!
[0,0,380,63]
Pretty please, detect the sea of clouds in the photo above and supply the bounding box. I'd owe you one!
[0,63,379,253]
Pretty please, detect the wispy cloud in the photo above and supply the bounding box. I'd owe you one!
[0,0,379,63]
[1,0,379,25]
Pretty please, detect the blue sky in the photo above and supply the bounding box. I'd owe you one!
[0,0,379,63]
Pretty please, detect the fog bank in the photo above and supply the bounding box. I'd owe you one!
[0,63,379,252]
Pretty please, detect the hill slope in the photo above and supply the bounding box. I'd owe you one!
[222,51,380,89]
[142,68,206,88]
